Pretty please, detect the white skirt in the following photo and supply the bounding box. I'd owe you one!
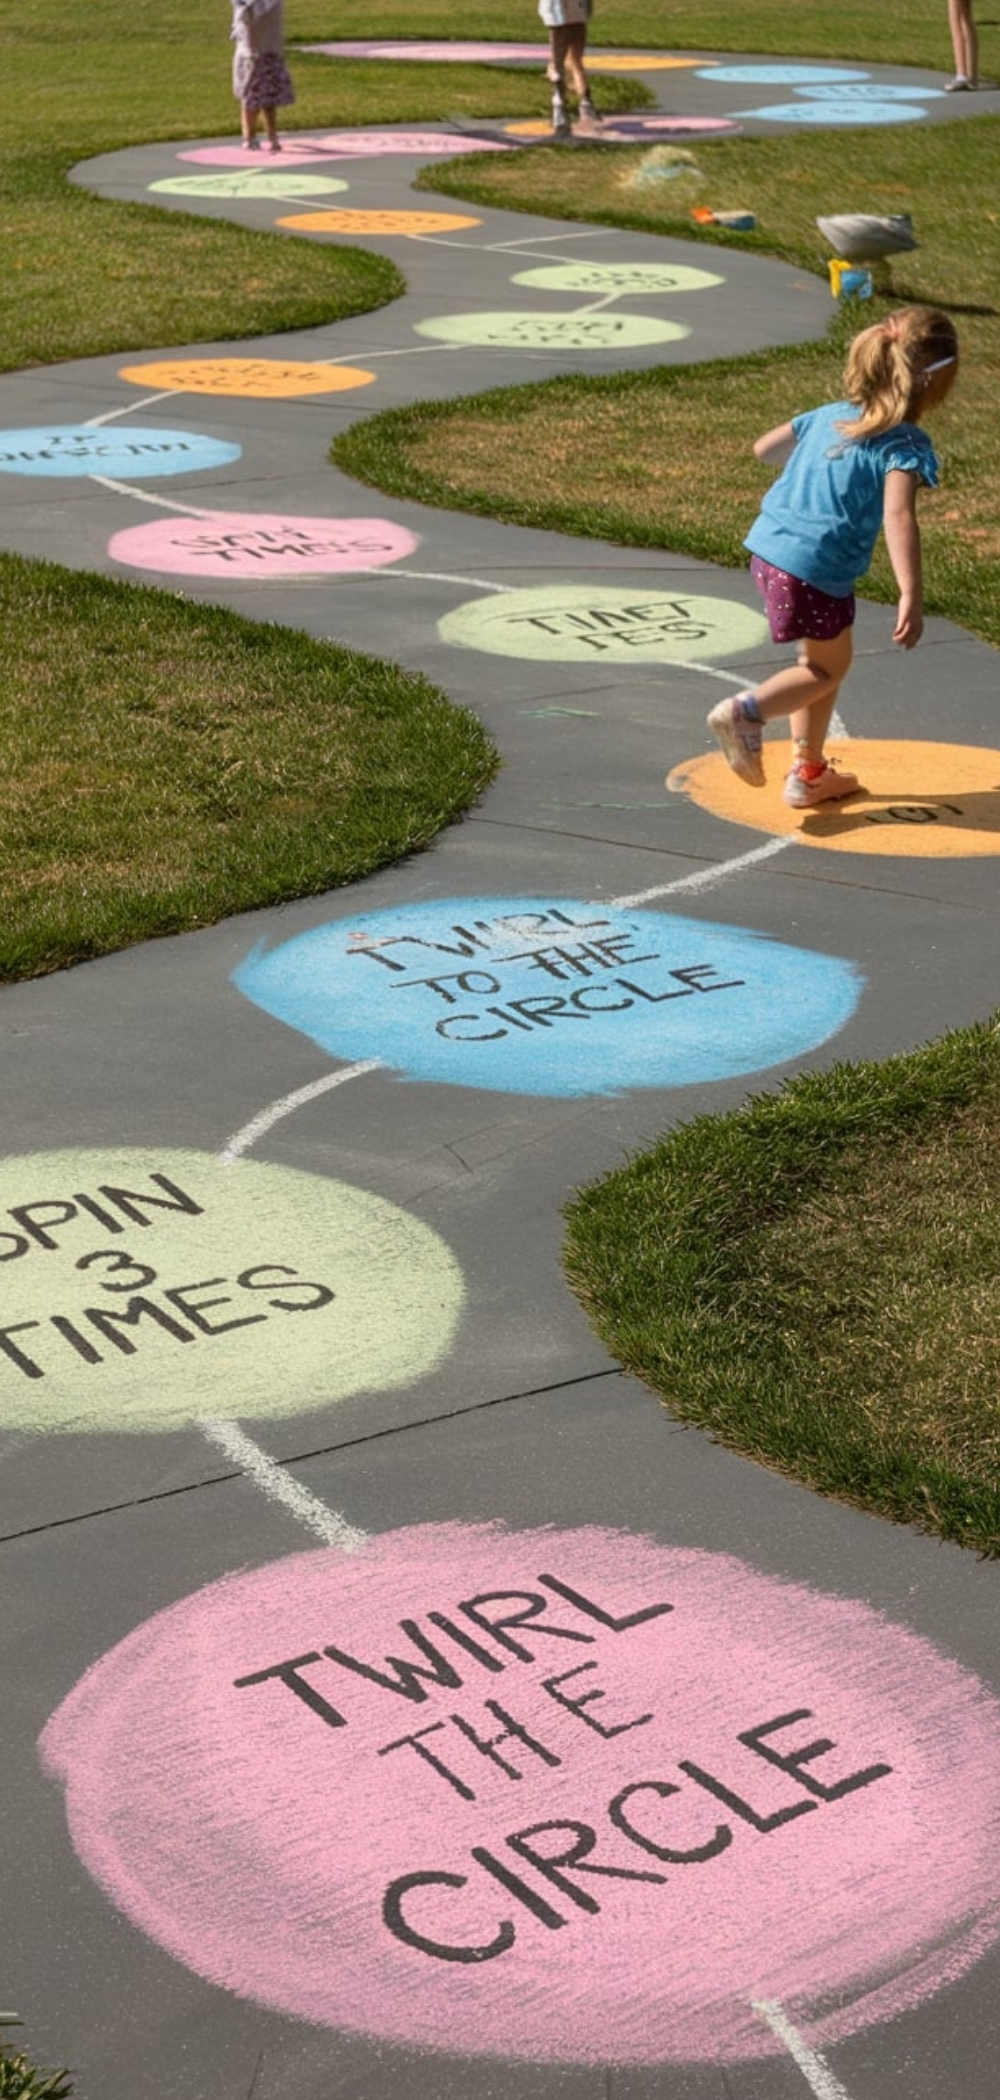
[538,0,593,24]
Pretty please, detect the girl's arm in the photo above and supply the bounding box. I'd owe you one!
[753,421,796,467]
[883,468,924,648]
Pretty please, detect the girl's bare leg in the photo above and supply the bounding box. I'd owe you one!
[563,24,590,100]
[947,0,978,79]
[752,630,854,761]
[263,105,280,148]
[241,102,259,145]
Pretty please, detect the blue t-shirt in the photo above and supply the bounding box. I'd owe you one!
[745,401,939,598]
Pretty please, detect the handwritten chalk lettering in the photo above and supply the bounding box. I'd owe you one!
[234,1571,675,1727]
[863,803,965,825]
[434,964,745,1042]
[0,1171,204,1261]
[382,1710,893,1961]
[507,601,711,651]
[347,908,611,972]
[0,1265,335,1380]
[184,528,397,564]
[395,937,660,1004]
[380,1666,654,1801]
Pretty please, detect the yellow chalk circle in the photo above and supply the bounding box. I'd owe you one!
[118,358,375,397]
[585,52,707,69]
[277,208,481,235]
[0,1148,464,1434]
[668,740,1000,856]
[440,585,767,663]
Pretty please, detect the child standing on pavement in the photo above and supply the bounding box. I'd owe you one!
[231,0,295,151]
[538,0,601,137]
[707,306,959,809]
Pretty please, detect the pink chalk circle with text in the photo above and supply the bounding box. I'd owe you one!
[40,1524,1000,2063]
[0,426,240,479]
[148,171,350,199]
[312,129,509,156]
[108,509,418,579]
[416,311,690,352]
[177,140,357,167]
[439,586,768,664]
[278,207,481,237]
[118,356,374,398]
[0,1147,463,1435]
[511,262,725,296]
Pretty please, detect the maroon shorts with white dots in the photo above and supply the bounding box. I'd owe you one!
[750,556,855,644]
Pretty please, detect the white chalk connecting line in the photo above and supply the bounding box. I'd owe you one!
[752,1999,855,2100]
[197,1415,368,1550]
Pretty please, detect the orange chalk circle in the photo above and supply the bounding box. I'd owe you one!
[277,208,481,236]
[585,51,707,69]
[118,358,375,397]
[668,740,1000,857]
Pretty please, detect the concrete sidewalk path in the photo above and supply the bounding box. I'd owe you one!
[2,55,1000,2100]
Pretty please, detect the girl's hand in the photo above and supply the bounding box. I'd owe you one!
[893,598,924,648]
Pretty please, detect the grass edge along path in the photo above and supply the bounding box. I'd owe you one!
[0,554,498,983]
[563,1018,1000,1558]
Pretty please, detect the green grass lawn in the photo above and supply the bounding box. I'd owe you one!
[0,555,496,980]
[563,1020,1000,1557]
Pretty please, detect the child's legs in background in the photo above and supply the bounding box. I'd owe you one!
[562,23,590,99]
[548,23,590,97]
[948,0,978,78]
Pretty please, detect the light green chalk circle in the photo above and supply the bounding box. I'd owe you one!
[0,1148,464,1434]
[511,263,725,295]
[414,310,689,351]
[149,173,349,198]
[438,586,769,664]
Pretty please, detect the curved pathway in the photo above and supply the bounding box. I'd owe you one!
[2,51,1000,2100]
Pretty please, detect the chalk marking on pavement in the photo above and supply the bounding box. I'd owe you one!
[84,392,183,426]
[752,1999,855,2100]
[198,1415,368,1549]
[87,474,221,515]
[219,1059,383,1162]
[611,834,795,906]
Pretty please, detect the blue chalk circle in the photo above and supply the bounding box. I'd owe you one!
[232,896,862,1099]
[0,426,242,478]
[700,64,869,83]
[798,82,944,100]
[744,99,928,124]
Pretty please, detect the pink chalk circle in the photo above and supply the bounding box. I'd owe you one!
[41,1525,1000,2065]
[176,140,357,167]
[108,509,418,579]
[312,128,510,155]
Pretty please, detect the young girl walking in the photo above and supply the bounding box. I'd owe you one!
[708,306,959,809]
[231,0,295,151]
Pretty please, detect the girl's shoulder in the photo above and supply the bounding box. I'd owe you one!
[867,420,939,483]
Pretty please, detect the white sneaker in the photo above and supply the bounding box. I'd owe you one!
[944,74,974,89]
[551,92,571,137]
